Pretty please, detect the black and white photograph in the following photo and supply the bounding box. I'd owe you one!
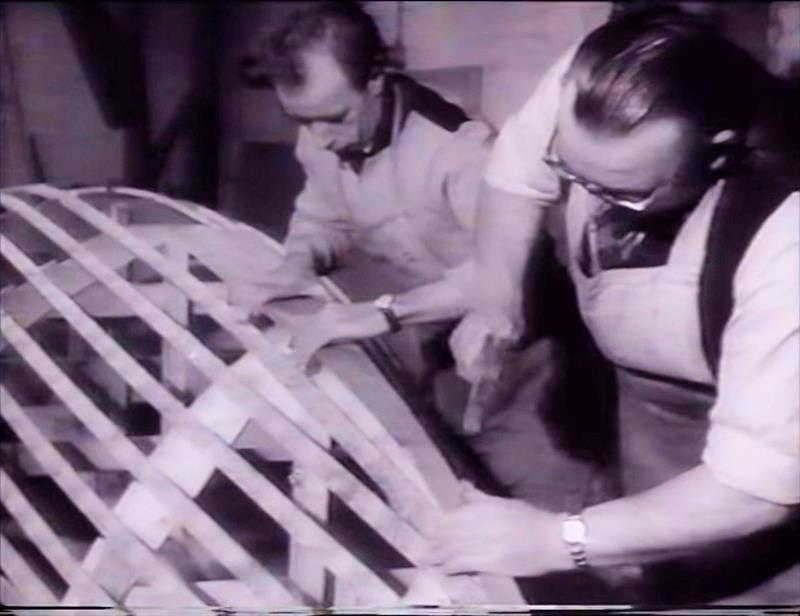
[0,1,798,612]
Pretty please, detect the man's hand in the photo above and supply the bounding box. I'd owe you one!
[227,257,321,319]
[289,301,391,371]
[423,482,573,577]
[448,310,523,384]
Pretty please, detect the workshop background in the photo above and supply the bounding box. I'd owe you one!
[2,1,798,239]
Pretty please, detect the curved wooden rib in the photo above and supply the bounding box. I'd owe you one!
[0,312,298,606]
[1,190,426,569]
[0,386,204,607]
[0,573,29,607]
[153,225,438,506]
[69,186,439,507]
[1,185,525,606]
[0,469,113,606]
[0,232,400,605]
[0,533,58,605]
[64,186,436,510]
[15,186,437,537]
[74,186,235,230]
[0,234,142,329]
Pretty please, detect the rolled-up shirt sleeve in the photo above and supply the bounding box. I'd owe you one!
[702,193,800,504]
[483,46,578,204]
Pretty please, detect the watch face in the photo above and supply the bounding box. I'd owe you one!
[374,294,394,310]
[563,518,586,544]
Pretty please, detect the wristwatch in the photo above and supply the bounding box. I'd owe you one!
[561,513,589,569]
[373,294,402,333]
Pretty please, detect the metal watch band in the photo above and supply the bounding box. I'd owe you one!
[568,543,589,568]
[562,513,589,569]
[374,294,402,333]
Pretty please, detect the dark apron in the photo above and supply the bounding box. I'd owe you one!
[616,367,800,605]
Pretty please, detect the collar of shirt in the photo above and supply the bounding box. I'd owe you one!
[337,76,396,172]
[580,193,704,275]
[336,73,472,173]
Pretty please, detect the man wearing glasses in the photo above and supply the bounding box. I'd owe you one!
[436,11,799,604]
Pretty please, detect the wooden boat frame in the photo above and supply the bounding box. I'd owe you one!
[0,184,523,609]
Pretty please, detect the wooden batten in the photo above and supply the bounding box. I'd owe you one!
[0,386,202,605]
[0,231,397,603]
[34,186,436,509]
[0,533,59,605]
[0,185,525,608]
[3,189,431,561]
[0,469,113,606]
[0,312,297,605]
[1,194,425,568]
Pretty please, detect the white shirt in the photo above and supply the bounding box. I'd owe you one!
[484,50,800,505]
[284,75,494,289]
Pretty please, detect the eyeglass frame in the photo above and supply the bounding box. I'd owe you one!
[542,131,658,212]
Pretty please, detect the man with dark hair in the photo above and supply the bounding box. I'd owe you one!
[235,1,493,342]
[233,3,595,512]
[244,1,391,92]
[236,1,493,404]
[437,12,799,604]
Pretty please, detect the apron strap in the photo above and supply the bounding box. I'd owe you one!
[700,168,796,376]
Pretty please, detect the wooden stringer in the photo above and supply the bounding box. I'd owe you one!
[0,185,524,608]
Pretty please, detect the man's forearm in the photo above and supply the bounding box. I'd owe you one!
[393,276,468,325]
[473,184,547,317]
[282,248,316,272]
[582,465,793,568]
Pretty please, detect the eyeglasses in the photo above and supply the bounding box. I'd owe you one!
[542,133,656,211]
